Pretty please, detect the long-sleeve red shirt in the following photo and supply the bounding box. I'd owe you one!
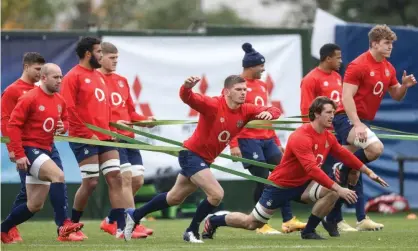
[7,87,68,159]
[103,72,148,138]
[268,123,363,189]
[300,67,342,123]
[180,85,282,164]
[229,78,281,147]
[60,65,112,140]
[1,79,36,152]
[336,51,398,120]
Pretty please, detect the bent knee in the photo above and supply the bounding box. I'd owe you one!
[83,177,99,191]
[366,142,384,161]
[167,192,185,206]
[56,170,65,183]
[28,202,44,213]
[246,217,264,230]
[208,188,224,206]
[106,172,123,187]
[327,190,339,201]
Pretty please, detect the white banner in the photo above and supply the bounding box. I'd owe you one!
[102,35,303,180]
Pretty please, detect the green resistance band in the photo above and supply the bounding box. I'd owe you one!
[87,124,278,186]
[109,122,276,170]
[0,136,183,152]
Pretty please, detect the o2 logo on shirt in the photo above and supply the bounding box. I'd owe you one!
[43,117,55,133]
[95,88,106,102]
[329,90,340,104]
[316,154,324,167]
[254,96,265,106]
[218,130,231,142]
[373,81,384,98]
[111,92,125,107]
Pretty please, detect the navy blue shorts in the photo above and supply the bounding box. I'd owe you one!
[333,114,371,145]
[24,146,55,184]
[178,150,210,178]
[69,142,117,163]
[119,140,144,176]
[238,137,282,168]
[258,182,310,210]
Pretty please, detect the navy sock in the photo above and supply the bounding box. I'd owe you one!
[1,204,34,233]
[327,199,343,223]
[302,214,322,234]
[49,182,67,227]
[71,208,83,223]
[113,208,126,231]
[107,209,116,224]
[354,175,366,221]
[210,214,227,227]
[280,201,293,223]
[187,199,217,233]
[10,169,27,211]
[133,192,169,223]
[354,149,370,164]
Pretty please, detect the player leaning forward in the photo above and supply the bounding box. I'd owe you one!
[125,75,282,243]
[201,96,389,240]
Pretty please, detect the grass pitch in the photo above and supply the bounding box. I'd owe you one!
[2,212,418,251]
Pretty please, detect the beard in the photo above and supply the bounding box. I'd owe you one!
[89,55,101,69]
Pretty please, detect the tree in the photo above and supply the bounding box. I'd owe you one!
[332,0,418,27]
[1,0,69,29]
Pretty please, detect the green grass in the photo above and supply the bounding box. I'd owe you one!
[2,212,418,251]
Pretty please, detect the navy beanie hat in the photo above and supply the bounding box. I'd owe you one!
[242,43,265,68]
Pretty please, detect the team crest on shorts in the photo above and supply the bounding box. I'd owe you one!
[385,68,390,77]
[32,149,40,155]
[39,105,45,111]
[266,199,273,207]
[253,152,259,160]
[236,120,244,128]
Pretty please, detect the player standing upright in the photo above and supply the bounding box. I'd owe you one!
[230,43,306,234]
[325,24,417,231]
[60,37,128,239]
[1,64,83,244]
[98,42,153,238]
[124,75,282,243]
[201,97,389,240]
[300,43,343,122]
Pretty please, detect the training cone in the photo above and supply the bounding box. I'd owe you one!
[406,213,417,220]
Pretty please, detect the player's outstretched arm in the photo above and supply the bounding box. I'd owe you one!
[179,76,218,115]
[388,70,417,101]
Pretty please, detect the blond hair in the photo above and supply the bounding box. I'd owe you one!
[368,24,397,47]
